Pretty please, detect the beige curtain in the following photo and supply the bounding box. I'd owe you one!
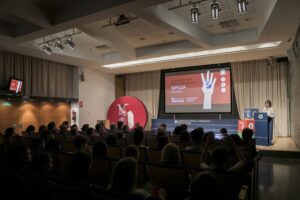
[231,59,289,137]
[0,50,75,98]
[125,71,160,130]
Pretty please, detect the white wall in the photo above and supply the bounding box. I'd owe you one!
[79,68,115,127]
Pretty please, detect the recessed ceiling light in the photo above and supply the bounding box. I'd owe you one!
[102,41,282,68]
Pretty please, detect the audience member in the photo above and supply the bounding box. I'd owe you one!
[93,141,107,157]
[124,145,139,160]
[109,124,117,134]
[161,143,181,166]
[187,171,220,200]
[38,125,47,134]
[2,145,31,171]
[47,122,57,134]
[24,125,35,137]
[70,126,79,136]
[180,124,188,132]
[28,152,53,174]
[44,138,61,152]
[156,127,167,140]
[81,124,90,133]
[133,128,145,147]
[117,121,124,130]
[73,135,89,153]
[106,134,118,146]
[157,135,169,150]
[172,126,182,136]
[68,152,91,183]
[159,123,167,131]
[180,130,190,142]
[185,127,204,152]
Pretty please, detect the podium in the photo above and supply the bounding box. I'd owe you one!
[254,112,273,146]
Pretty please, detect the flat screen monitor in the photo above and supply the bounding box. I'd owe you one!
[8,78,23,94]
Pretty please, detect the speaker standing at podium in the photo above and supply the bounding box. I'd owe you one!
[262,100,274,144]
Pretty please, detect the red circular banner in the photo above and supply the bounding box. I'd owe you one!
[107,96,147,129]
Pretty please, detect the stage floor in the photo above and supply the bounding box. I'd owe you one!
[257,137,300,152]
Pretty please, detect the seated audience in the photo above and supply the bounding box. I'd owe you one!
[47,122,57,134]
[156,127,167,140]
[109,124,117,134]
[93,141,107,157]
[117,121,124,130]
[133,128,145,147]
[157,135,169,150]
[73,135,89,153]
[187,171,220,200]
[180,130,190,142]
[24,125,35,137]
[44,138,61,152]
[159,123,167,131]
[68,152,91,183]
[70,126,79,136]
[124,145,140,160]
[106,134,118,146]
[81,124,90,134]
[161,143,181,166]
[28,152,53,174]
[86,127,97,137]
[172,126,182,136]
[185,127,204,152]
[1,145,31,171]
[62,121,70,129]
[180,124,188,132]
[38,125,47,135]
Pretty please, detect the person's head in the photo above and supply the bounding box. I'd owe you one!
[242,128,254,141]
[109,157,138,193]
[159,123,167,131]
[3,145,31,170]
[116,130,124,139]
[173,126,182,136]
[117,121,124,129]
[180,130,190,142]
[190,128,204,145]
[133,128,144,146]
[73,135,89,152]
[29,152,53,174]
[70,127,78,136]
[93,141,107,157]
[124,145,139,160]
[71,124,78,130]
[203,132,215,143]
[180,124,188,132]
[230,134,242,146]
[40,129,51,142]
[86,127,94,136]
[69,152,91,182]
[189,171,219,200]
[95,123,103,133]
[158,135,169,150]
[123,125,129,133]
[47,122,56,131]
[62,121,69,128]
[220,128,227,134]
[38,125,47,134]
[156,127,167,140]
[81,124,89,132]
[59,124,68,135]
[106,134,117,146]
[265,100,272,108]
[45,138,61,151]
[161,143,181,165]
[25,125,35,133]
[134,123,141,130]
[110,124,117,132]
[212,147,228,167]
[4,127,15,137]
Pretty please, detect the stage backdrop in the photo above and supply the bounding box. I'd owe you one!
[125,59,289,136]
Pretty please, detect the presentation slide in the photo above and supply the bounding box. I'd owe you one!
[165,66,231,113]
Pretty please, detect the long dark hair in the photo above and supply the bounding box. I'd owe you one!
[265,100,272,107]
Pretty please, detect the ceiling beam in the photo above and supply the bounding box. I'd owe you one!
[135,5,212,48]
[79,26,137,59]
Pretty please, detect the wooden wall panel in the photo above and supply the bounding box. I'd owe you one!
[0,99,71,134]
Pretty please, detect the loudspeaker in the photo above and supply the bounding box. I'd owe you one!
[80,72,85,82]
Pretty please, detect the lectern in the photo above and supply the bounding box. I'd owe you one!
[254,112,273,146]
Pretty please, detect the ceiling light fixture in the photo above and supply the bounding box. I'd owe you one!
[54,41,64,52]
[42,45,52,55]
[65,38,75,50]
[102,41,282,68]
[211,0,220,19]
[191,4,200,23]
[237,0,247,14]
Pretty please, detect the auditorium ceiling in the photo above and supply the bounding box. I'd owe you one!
[0,0,299,74]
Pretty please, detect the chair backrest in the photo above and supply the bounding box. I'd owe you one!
[17,173,48,200]
[107,146,122,159]
[90,157,112,187]
[169,135,180,142]
[138,147,148,162]
[48,180,88,200]
[63,142,76,152]
[182,151,209,168]
[147,148,161,164]
[57,152,73,178]
[0,170,19,199]
[147,163,189,200]
[216,173,245,200]
[147,140,157,149]
[137,161,148,188]
[174,142,193,150]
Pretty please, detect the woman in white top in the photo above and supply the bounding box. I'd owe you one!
[262,100,275,118]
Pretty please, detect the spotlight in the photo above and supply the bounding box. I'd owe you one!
[191,5,199,23]
[237,0,247,14]
[65,38,75,50]
[42,45,52,55]
[54,41,64,52]
[211,1,220,19]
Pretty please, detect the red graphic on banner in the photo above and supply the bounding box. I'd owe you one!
[238,119,255,134]
[107,96,147,130]
[165,70,231,106]
[9,79,23,93]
